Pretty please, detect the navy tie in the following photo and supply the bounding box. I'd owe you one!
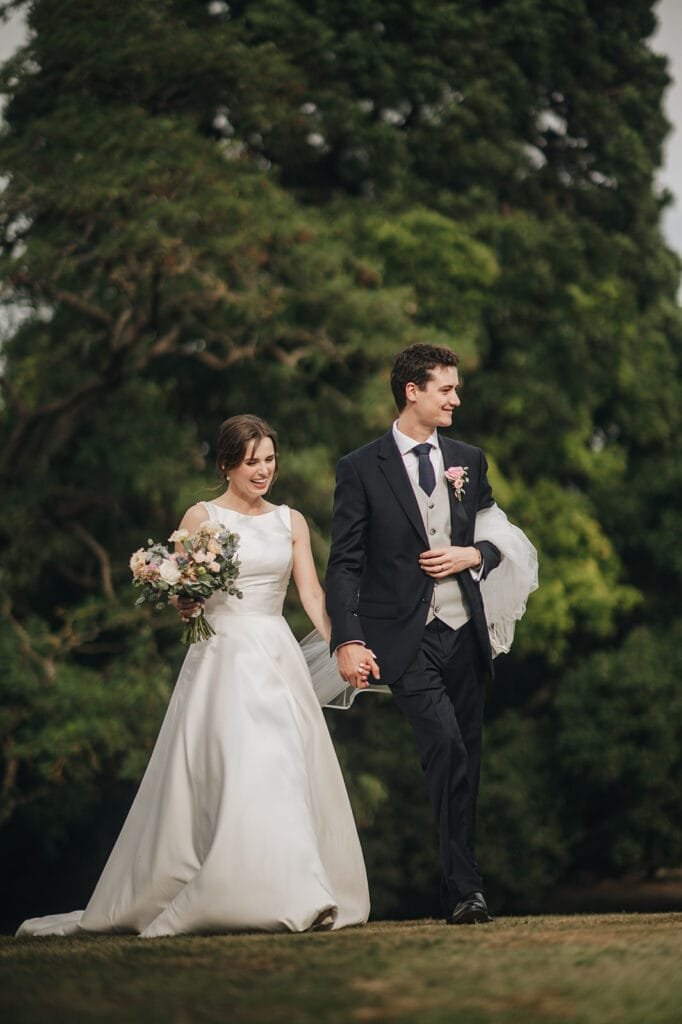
[412,443,435,496]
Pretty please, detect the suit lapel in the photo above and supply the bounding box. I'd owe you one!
[377,431,428,546]
[439,436,471,542]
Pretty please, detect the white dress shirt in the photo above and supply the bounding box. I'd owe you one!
[392,422,442,485]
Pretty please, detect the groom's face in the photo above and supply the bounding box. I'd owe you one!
[408,365,461,429]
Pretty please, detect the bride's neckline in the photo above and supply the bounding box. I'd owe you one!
[206,501,280,519]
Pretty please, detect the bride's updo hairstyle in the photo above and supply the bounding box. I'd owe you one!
[216,414,279,484]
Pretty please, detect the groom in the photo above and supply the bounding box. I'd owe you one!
[325,343,501,925]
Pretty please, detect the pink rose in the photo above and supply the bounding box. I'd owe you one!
[445,465,469,500]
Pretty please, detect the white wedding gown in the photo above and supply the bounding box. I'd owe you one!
[17,504,370,937]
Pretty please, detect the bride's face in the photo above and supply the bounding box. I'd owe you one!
[229,437,277,498]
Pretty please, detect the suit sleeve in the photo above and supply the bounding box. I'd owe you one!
[325,455,368,652]
[474,450,501,579]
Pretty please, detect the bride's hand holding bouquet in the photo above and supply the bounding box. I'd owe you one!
[130,521,241,644]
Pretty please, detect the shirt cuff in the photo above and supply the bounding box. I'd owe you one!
[469,555,485,582]
[334,640,367,654]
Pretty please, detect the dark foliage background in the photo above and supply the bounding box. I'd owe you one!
[1,0,681,928]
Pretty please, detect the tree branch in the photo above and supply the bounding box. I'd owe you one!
[1,599,57,682]
[193,342,257,369]
[72,523,115,601]
[9,271,113,325]
[148,324,181,358]
[0,374,28,416]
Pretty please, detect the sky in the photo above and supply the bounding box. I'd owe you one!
[0,5,23,66]
[652,0,682,255]
[1,2,682,254]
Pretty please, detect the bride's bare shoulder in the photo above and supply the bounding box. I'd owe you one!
[288,507,311,537]
[177,502,211,532]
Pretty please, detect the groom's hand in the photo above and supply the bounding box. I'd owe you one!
[336,643,381,689]
[420,545,481,579]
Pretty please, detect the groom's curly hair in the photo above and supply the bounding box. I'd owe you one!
[390,343,459,411]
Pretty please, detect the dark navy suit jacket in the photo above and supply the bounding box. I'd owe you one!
[325,430,501,684]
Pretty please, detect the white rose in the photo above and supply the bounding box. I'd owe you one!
[199,521,221,536]
[159,559,181,585]
[168,528,189,543]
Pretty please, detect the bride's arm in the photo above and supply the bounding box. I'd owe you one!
[290,509,331,643]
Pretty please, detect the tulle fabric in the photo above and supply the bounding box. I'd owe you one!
[475,503,539,656]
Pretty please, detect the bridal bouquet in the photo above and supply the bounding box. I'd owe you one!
[130,521,241,644]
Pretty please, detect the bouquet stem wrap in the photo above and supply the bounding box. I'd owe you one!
[181,608,217,646]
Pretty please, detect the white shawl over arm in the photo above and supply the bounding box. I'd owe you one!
[475,502,539,657]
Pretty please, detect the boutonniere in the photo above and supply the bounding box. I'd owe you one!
[445,465,469,501]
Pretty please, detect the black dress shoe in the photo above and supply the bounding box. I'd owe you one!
[446,891,492,925]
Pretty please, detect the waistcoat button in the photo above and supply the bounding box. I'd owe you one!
[429,528,436,535]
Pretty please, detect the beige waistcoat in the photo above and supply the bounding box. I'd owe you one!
[408,472,471,630]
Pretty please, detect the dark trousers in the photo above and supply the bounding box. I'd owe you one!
[390,618,485,915]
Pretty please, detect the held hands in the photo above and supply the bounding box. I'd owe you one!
[419,545,481,579]
[336,643,381,690]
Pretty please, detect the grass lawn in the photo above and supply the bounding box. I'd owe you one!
[2,914,681,1023]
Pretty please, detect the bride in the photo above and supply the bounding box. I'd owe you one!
[17,414,370,937]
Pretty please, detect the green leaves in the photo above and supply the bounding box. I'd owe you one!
[556,624,682,874]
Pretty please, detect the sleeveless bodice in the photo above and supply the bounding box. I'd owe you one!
[201,503,293,618]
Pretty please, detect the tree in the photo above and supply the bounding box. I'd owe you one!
[556,625,682,877]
